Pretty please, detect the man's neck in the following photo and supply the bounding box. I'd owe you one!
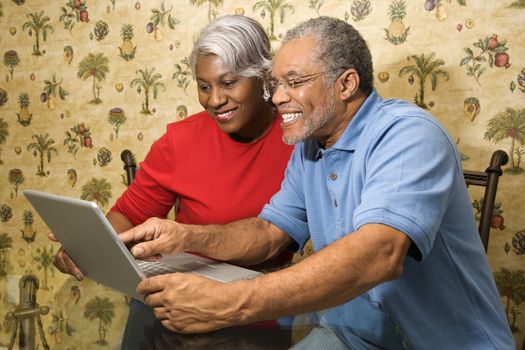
[318,90,368,149]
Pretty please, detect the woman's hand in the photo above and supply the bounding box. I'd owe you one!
[48,232,84,281]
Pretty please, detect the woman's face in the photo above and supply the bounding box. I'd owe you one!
[195,54,268,140]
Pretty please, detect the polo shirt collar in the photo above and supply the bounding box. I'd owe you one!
[314,89,382,159]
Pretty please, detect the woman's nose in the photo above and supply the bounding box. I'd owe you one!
[208,87,227,108]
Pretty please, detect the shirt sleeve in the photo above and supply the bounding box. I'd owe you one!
[259,145,311,251]
[111,129,178,225]
[352,116,460,260]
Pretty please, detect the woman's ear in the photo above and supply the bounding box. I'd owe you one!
[337,68,360,101]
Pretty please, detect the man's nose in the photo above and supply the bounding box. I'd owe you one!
[271,84,291,106]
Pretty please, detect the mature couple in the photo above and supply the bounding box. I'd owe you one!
[51,15,513,349]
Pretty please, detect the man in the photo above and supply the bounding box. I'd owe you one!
[56,17,514,349]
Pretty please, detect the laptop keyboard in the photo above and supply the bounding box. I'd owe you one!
[136,259,183,278]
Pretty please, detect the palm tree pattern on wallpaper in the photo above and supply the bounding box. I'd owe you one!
[0,1,523,348]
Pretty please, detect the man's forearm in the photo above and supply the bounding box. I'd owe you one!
[230,224,411,323]
[182,217,292,265]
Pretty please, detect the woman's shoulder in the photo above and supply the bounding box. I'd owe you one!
[165,110,217,135]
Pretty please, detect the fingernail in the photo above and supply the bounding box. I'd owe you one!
[133,247,144,256]
[75,273,83,281]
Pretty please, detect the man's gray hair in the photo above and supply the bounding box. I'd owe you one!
[282,16,374,94]
[189,15,271,80]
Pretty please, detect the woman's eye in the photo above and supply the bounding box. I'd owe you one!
[198,84,211,92]
[220,80,239,89]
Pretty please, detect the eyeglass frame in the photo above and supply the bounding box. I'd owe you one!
[267,67,348,96]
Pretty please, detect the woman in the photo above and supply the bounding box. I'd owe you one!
[51,14,294,348]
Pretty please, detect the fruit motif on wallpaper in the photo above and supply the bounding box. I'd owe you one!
[11,0,25,6]
[23,11,53,56]
[0,204,13,222]
[94,20,109,41]
[77,53,110,105]
[83,296,115,345]
[16,92,32,126]
[63,45,74,65]
[253,0,294,41]
[494,267,525,332]
[64,122,93,158]
[463,97,480,121]
[511,231,525,255]
[399,52,449,109]
[8,168,24,198]
[119,24,137,61]
[189,0,224,22]
[510,68,525,94]
[67,168,77,187]
[471,199,505,230]
[49,285,81,343]
[460,34,510,86]
[384,0,409,45]
[81,178,112,208]
[0,117,7,165]
[0,87,8,106]
[32,246,55,290]
[131,68,165,115]
[484,107,525,174]
[172,57,191,94]
[3,50,20,80]
[28,133,58,176]
[20,210,36,243]
[176,105,188,120]
[107,107,127,139]
[96,147,112,167]
[148,1,180,41]
[0,233,13,276]
[59,0,89,34]
[41,75,69,111]
[424,0,466,20]
[345,0,372,22]
[377,71,389,83]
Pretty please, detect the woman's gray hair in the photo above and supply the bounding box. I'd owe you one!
[189,15,271,80]
[282,16,374,94]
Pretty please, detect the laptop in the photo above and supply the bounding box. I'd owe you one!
[23,190,262,299]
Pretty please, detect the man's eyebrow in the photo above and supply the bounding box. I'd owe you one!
[270,70,302,80]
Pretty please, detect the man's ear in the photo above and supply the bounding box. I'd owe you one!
[337,68,360,101]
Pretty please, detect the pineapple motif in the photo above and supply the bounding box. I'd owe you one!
[119,24,136,61]
[17,92,32,126]
[21,210,36,243]
[384,0,410,45]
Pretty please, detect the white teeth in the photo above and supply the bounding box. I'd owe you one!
[282,113,301,123]
[216,109,235,118]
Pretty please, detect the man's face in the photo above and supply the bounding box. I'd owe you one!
[271,37,336,145]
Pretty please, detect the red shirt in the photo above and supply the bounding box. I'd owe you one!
[112,110,293,227]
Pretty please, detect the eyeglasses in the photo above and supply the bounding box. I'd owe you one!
[268,68,344,95]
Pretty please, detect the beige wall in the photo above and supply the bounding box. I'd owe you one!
[1,0,524,348]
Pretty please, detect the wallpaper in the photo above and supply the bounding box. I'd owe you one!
[0,0,524,348]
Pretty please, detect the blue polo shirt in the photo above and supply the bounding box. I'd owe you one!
[259,90,513,349]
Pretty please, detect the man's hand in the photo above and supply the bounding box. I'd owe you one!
[48,233,84,281]
[119,217,189,259]
[138,273,250,333]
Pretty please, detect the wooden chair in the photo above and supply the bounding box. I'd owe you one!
[463,150,508,252]
[121,149,137,185]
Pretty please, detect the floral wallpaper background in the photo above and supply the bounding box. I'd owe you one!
[0,0,524,348]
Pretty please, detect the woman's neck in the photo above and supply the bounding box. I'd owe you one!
[229,103,275,143]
